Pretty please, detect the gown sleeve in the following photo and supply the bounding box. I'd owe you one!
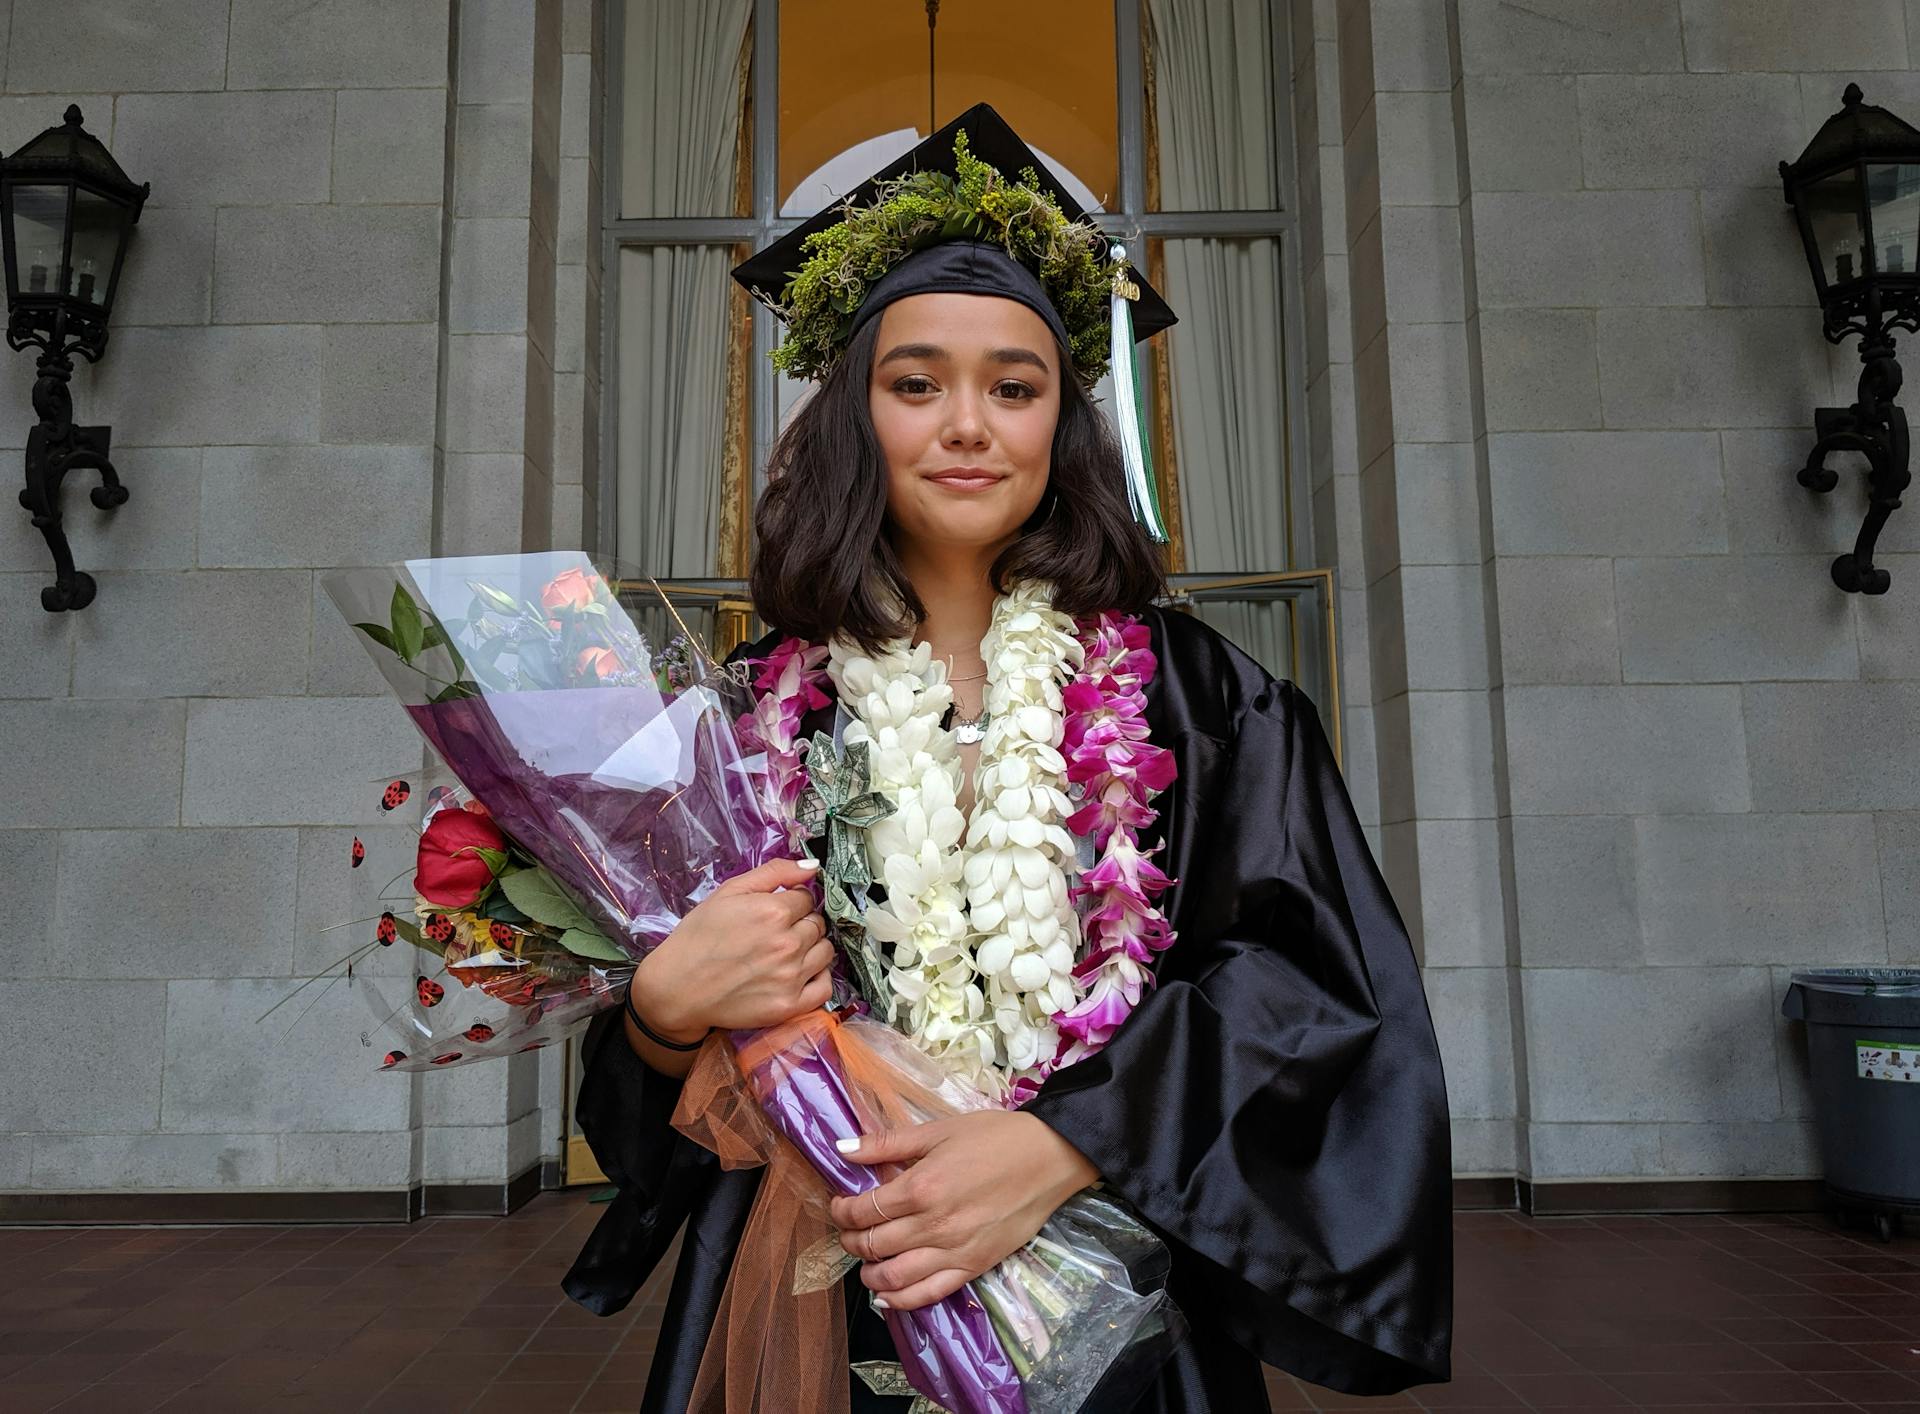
[1021,665,1454,1395]
[560,1004,717,1314]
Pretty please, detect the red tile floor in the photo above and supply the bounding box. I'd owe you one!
[2,1194,1919,1411]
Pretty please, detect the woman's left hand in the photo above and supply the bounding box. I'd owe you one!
[827,1110,1100,1312]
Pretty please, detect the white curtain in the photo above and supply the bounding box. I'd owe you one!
[613,0,752,573]
[620,0,752,219]
[1145,0,1293,676]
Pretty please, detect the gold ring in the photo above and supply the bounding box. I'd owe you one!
[869,1189,892,1224]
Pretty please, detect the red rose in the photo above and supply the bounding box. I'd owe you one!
[540,567,603,626]
[415,807,506,909]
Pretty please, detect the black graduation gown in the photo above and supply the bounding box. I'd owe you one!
[562,603,1454,1411]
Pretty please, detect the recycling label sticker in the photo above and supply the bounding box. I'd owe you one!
[1857,1040,1920,1082]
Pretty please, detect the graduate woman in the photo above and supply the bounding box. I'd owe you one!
[565,104,1454,1412]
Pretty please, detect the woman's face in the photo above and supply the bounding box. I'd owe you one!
[866,292,1061,555]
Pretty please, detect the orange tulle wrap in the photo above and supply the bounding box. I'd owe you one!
[669,1009,956,1414]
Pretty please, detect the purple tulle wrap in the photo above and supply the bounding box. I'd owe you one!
[731,1018,1025,1414]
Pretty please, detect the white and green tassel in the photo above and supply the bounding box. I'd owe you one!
[1108,242,1169,544]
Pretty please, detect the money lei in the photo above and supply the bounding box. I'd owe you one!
[792,729,897,1013]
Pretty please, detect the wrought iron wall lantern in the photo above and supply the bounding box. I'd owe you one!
[1782,84,1920,595]
[0,105,147,612]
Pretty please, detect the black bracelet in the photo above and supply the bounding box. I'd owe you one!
[624,981,710,1051]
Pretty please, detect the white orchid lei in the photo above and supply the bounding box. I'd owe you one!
[742,579,1177,1101]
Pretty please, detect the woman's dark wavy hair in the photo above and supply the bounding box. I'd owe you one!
[749,313,1170,656]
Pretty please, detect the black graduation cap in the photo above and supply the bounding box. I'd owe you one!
[731,102,1177,358]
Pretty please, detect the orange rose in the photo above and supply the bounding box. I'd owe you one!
[540,567,603,626]
[576,645,620,680]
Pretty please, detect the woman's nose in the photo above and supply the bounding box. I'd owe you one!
[942,389,989,447]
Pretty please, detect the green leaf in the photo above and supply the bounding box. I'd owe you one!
[468,579,522,615]
[389,915,438,958]
[353,622,398,652]
[418,620,473,681]
[499,867,599,933]
[475,891,532,926]
[557,926,627,963]
[469,846,509,875]
[390,584,426,661]
[429,680,479,704]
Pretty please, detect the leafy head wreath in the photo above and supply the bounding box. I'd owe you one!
[764,129,1138,392]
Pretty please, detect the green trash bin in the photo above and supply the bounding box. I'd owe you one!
[1781,966,1920,1242]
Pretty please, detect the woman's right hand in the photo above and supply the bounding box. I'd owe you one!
[627,856,834,1041]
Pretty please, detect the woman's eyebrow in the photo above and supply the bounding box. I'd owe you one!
[990,349,1052,372]
[879,341,948,365]
[877,343,1050,372]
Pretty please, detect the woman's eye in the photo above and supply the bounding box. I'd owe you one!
[895,376,936,395]
[994,382,1037,401]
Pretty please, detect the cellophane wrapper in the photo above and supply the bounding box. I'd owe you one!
[353,782,639,1070]
[321,551,786,1068]
[727,1008,1185,1414]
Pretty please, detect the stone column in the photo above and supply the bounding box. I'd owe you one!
[1307,0,1526,1180]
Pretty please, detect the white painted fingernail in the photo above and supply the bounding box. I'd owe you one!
[797,857,821,870]
[872,1297,891,1310]
[834,1137,860,1154]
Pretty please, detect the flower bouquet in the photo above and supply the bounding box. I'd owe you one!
[314,551,1181,1413]
[315,551,785,1068]
[316,781,642,1070]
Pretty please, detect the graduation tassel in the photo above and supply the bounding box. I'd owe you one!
[1109,242,1169,544]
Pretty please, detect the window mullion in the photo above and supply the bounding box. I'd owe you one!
[751,0,781,496]
[1115,0,1145,229]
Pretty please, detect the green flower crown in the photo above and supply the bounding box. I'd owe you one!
[765,129,1131,388]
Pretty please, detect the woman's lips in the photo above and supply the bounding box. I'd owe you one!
[927,471,1003,491]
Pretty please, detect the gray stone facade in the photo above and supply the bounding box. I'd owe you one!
[0,0,1895,1203]
[1298,0,1910,1187]
[1,0,596,1201]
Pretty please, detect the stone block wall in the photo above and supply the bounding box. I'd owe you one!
[0,0,593,1203]
[1301,0,1917,1186]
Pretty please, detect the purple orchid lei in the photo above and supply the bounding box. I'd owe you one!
[1045,611,1178,1084]
[737,610,1177,1100]
[734,636,832,855]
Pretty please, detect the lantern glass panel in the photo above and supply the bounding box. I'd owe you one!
[11,183,67,297]
[1806,168,1868,285]
[68,188,120,306]
[1867,162,1920,276]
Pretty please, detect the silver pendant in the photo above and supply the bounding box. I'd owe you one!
[953,719,986,745]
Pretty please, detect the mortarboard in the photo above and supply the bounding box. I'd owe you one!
[732,102,1175,346]
[731,102,1177,541]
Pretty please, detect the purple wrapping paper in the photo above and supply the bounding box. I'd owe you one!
[732,1022,1026,1414]
[406,686,783,956]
